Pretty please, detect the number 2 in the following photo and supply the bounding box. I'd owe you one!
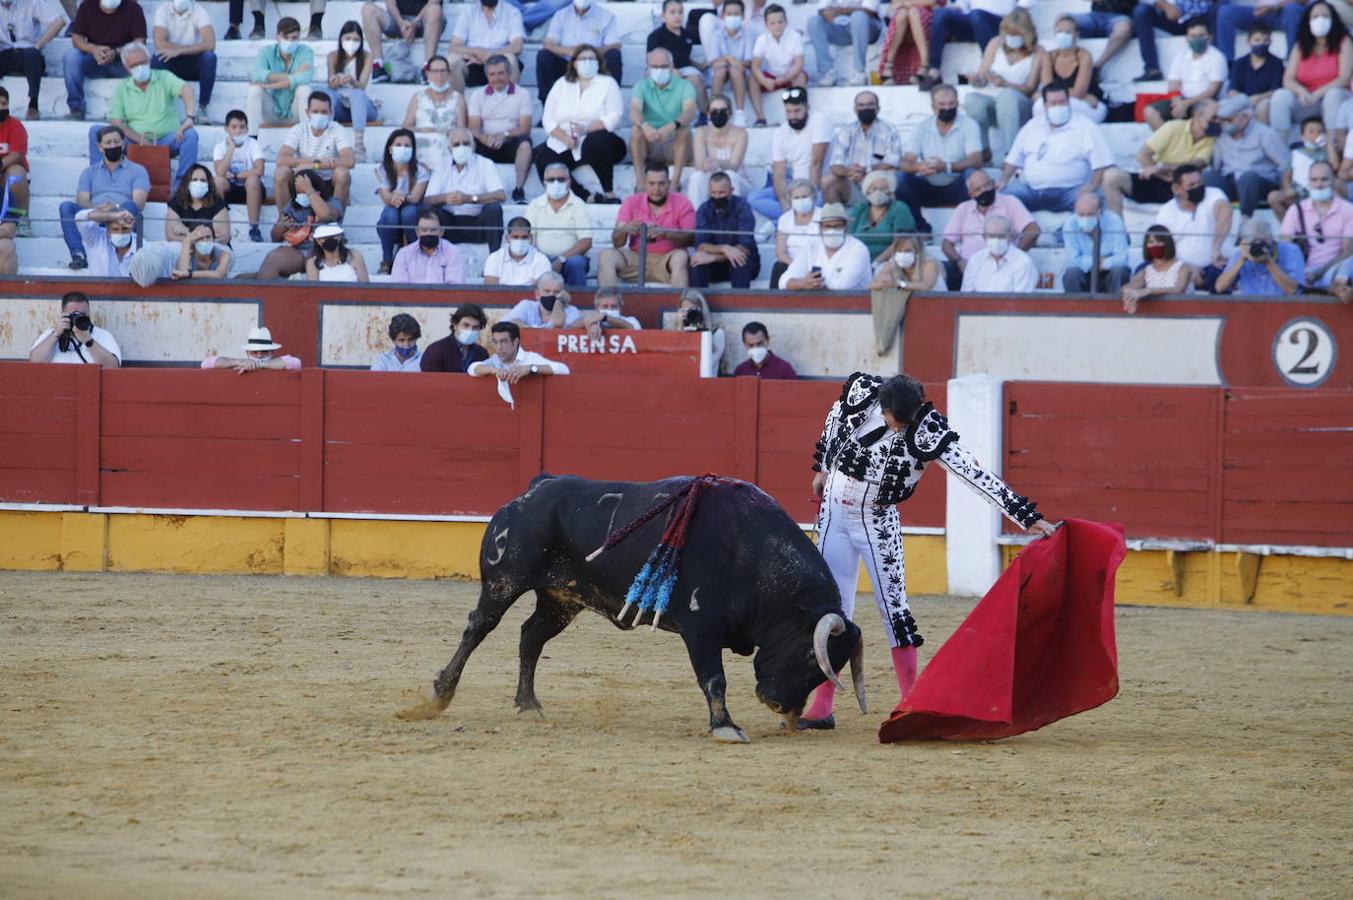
[1288,328,1321,375]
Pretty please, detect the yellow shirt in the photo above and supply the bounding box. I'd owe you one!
[1146,119,1215,166]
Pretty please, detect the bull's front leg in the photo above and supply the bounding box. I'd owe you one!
[684,639,748,744]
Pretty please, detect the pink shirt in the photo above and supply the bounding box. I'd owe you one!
[392,240,466,285]
[201,355,302,369]
[942,193,1035,260]
[617,191,696,254]
[1281,196,1353,271]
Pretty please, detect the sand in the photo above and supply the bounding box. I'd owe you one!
[2,571,1350,898]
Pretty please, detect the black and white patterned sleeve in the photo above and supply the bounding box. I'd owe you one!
[938,439,1044,529]
[812,399,842,472]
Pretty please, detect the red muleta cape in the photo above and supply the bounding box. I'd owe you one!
[878,519,1127,743]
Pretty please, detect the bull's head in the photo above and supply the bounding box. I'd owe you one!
[753,612,865,720]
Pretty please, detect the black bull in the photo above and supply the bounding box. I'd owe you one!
[399,475,866,742]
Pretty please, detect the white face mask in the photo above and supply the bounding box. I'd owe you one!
[188,179,209,199]
[131,64,151,83]
[651,67,672,86]
[232,133,248,147]
[341,39,361,55]
[986,236,1010,257]
[391,145,413,164]
[456,328,481,346]
[575,59,599,80]
[109,231,132,248]
[821,229,845,249]
[1054,31,1074,50]
[867,190,891,207]
[1076,214,1097,232]
[1047,104,1071,126]
[574,0,591,9]
[546,179,569,200]
[309,113,330,131]
[747,346,769,365]
[508,238,531,257]
[724,15,743,32]
[194,239,214,256]
[450,144,472,165]
[791,196,814,215]
[1003,34,1024,50]
[428,77,452,93]
[99,0,121,10]
[893,250,916,270]
[172,0,192,13]
[1311,15,1333,37]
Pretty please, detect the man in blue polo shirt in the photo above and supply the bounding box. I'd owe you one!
[59,124,150,270]
[1213,217,1303,296]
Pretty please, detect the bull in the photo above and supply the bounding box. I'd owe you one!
[399,474,866,742]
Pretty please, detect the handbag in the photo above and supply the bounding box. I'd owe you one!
[283,212,314,247]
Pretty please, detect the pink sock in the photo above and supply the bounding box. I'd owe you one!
[804,681,837,720]
[892,645,918,701]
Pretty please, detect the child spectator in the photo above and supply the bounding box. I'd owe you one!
[212,109,266,243]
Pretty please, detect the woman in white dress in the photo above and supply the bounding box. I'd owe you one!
[686,94,752,209]
[770,178,820,288]
[534,44,627,203]
[401,55,466,158]
[962,9,1043,163]
[306,224,370,282]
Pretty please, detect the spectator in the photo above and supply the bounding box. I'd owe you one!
[848,169,914,260]
[753,3,806,105]
[998,85,1112,212]
[1103,98,1219,214]
[1131,0,1218,84]
[203,326,301,374]
[392,208,466,284]
[779,202,872,290]
[648,0,707,117]
[469,321,571,380]
[60,125,148,271]
[1270,2,1351,139]
[525,162,593,286]
[1207,94,1288,222]
[534,44,625,204]
[94,41,198,183]
[420,303,490,373]
[1215,216,1303,295]
[259,170,344,280]
[672,287,726,376]
[1143,18,1226,130]
[165,162,229,244]
[468,54,534,204]
[276,91,355,210]
[691,171,759,288]
[73,205,139,277]
[822,89,900,205]
[538,0,621,105]
[151,0,215,123]
[923,0,1032,88]
[1060,192,1131,293]
[448,0,525,95]
[28,291,121,367]
[877,0,942,86]
[326,21,375,162]
[1071,0,1135,73]
[168,225,232,280]
[0,87,32,237]
[1153,163,1232,292]
[0,0,64,121]
[363,0,444,85]
[246,17,313,135]
[64,0,147,121]
[504,271,583,327]
[581,285,640,341]
[425,126,506,252]
[225,0,266,41]
[306,224,369,282]
[212,109,265,243]
[374,127,429,274]
[599,162,694,287]
[1122,224,1193,313]
[749,87,829,220]
[687,93,751,209]
[704,0,760,126]
[870,232,941,290]
[630,47,697,191]
[1280,160,1353,286]
[733,321,797,379]
[806,0,881,87]
[769,178,818,288]
[1227,21,1285,123]
[962,8,1042,164]
[1215,0,1306,64]
[941,168,1037,289]
[1037,15,1106,124]
[1272,115,1333,218]
[960,214,1038,292]
[896,83,981,232]
[400,55,465,153]
[371,313,424,372]
[485,216,553,285]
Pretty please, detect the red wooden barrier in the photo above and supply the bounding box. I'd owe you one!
[0,364,85,504]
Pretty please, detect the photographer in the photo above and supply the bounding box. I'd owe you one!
[1214,218,1303,296]
[669,287,725,378]
[28,292,122,368]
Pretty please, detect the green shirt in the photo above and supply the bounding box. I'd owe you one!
[633,76,695,129]
[849,200,916,258]
[108,70,186,138]
[251,42,315,119]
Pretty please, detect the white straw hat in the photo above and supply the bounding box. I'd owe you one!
[242,326,282,353]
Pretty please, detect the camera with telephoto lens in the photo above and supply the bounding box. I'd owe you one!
[1249,240,1272,260]
[68,313,93,333]
[58,312,94,352]
[681,307,704,329]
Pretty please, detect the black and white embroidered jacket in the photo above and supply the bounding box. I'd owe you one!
[812,372,1043,528]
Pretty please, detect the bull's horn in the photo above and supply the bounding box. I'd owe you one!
[849,637,867,714]
[813,613,847,691]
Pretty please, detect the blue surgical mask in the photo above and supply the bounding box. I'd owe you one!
[131,64,151,83]
[724,15,742,32]
[295,192,311,208]
[456,328,480,346]
[232,133,248,147]
[394,344,418,359]
[651,67,672,86]
[1054,31,1074,50]
[277,39,297,55]
[194,239,214,256]
[509,238,531,257]
[309,113,330,131]
[109,231,132,248]
[1076,214,1097,231]
[1003,34,1024,50]
[188,180,208,199]
[1311,185,1334,202]
[575,58,599,79]
[391,145,413,164]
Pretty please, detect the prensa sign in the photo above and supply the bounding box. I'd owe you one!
[519,330,705,376]
[555,334,639,355]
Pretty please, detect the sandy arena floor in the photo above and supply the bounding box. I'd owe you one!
[1,571,1350,898]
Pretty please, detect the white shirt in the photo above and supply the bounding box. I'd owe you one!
[778,235,873,290]
[426,153,504,217]
[153,1,211,46]
[483,245,553,286]
[282,121,353,161]
[452,1,525,50]
[0,0,61,49]
[1154,186,1228,268]
[598,311,642,329]
[543,75,623,159]
[1004,113,1113,190]
[470,347,570,375]
[212,136,264,181]
[75,209,138,277]
[370,347,424,372]
[30,325,122,364]
[1167,46,1228,99]
[771,113,832,182]
[960,245,1039,292]
[502,298,584,328]
[776,208,821,259]
[752,29,805,76]
[526,192,594,257]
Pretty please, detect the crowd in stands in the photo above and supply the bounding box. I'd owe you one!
[3,0,1353,307]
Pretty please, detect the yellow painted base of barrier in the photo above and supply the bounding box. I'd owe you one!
[1,511,1347,616]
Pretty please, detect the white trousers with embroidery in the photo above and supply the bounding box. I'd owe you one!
[814,469,923,648]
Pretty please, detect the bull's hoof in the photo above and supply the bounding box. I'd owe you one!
[711,725,750,744]
[794,714,836,731]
